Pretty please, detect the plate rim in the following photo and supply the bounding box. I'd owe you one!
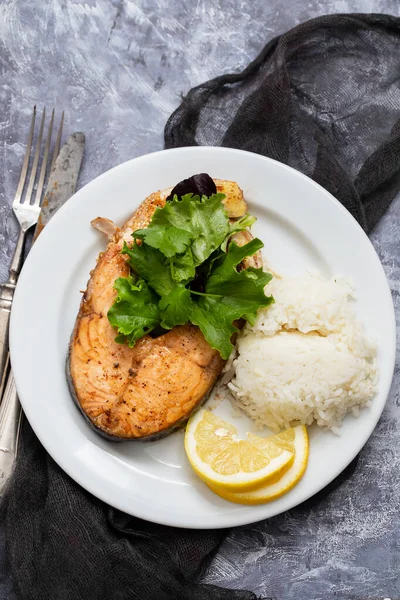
[10,146,397,529]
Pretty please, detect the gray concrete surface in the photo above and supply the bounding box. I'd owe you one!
[0,1,399,599]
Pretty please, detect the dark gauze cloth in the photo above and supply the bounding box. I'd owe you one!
[2,13,400,600]
[165,13,400,233]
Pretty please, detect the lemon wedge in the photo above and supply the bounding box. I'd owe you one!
[208,425,308,504]
[185,409,294,492]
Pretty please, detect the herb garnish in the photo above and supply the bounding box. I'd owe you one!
[108,192,273,359]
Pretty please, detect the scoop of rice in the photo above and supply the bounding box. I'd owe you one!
[251,271,355,337]
[229,272,377,432]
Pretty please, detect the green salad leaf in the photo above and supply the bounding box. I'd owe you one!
[207,239,270,306]
[149,192,229,265]
[107,192,273,359]
[159,286,194,329]
[133,226,192,258]
[190,240,273,358]
[107,276,161,347]
[122,241,175,297]
[220,214,257,252]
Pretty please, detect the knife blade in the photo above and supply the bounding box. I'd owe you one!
[0,132,85,494]
[34,131,85,239]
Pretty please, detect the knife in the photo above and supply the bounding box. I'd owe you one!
[0,132,85,494]
[34,132,85,239]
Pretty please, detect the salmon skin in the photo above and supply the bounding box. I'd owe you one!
[67,180,248,442]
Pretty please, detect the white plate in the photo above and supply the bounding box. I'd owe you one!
[10,147,396,529]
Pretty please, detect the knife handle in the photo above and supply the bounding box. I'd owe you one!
[0,368,22,495]
[0,352,10,404]
[0,303,12,383]
[0,229,25,381]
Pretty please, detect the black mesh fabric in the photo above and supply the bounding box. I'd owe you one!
[1,13,400,600]
[0,419,261,600]
[165,13,400,233]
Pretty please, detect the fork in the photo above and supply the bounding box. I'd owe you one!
[0,107,64,380]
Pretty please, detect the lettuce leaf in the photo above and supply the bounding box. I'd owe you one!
[107,192,273,359]
[149,193,229,265]
[190,240,273,358]
[107,276,161,347]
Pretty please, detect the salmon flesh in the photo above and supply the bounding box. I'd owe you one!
[67,180,248,441]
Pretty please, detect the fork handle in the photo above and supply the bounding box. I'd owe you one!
[0,368,22,495]
[0,229,25,379]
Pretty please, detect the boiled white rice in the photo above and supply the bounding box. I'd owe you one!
[229,271,377,432]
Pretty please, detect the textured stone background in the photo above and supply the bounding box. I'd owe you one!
[0,1,399,599]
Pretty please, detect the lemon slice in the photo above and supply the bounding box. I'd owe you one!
[185,409,294,492]
[208,425,308,504]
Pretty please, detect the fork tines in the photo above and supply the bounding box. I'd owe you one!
[13,107,64,210]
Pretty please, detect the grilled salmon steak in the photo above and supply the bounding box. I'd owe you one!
[67,178,251,441]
